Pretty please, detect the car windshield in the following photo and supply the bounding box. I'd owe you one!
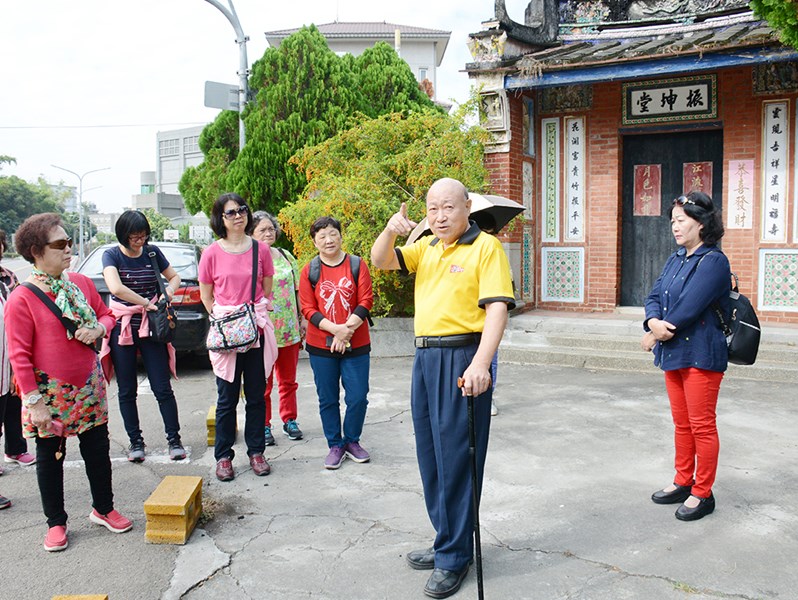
[77,244,199,280]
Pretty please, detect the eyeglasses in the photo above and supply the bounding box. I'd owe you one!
[673,195,697,206]
[129,233,148,242]
[223,206,249,219]
[46,237,73,250]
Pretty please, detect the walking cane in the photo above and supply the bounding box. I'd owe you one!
[458,377,485,600]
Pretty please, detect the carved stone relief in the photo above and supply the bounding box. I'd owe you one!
[539,85,593,113]
[753,62,798,95]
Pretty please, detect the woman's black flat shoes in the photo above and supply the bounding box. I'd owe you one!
[675,493,715,521]
[651,484,692,505]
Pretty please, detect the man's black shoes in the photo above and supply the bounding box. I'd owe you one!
[423,565,470,599]
[407,547,435,570]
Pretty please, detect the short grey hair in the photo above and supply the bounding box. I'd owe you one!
[251,210,281,238]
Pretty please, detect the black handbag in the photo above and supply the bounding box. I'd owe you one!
[713,274,761,366]
[145,245,177,344]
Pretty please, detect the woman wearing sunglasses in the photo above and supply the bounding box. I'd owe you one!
[641,191,730,521]
[101,210,185,463]
[4,213,132,551]
[199,194,277,482]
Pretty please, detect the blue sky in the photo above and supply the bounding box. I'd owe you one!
[0,0,524,213]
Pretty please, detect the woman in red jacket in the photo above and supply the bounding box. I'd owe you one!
[5,213,132,551]
[299,216,373,470]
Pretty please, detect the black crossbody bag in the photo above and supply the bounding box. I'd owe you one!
[21,282,102,353]
[144,245,177,344]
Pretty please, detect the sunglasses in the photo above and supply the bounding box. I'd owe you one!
[47,237,73,250]
[673,195,697,206]
[223,206,249,219]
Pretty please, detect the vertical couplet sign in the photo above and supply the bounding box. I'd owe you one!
[762,100,789,241]
[633,164,661,216]
[564,116,585,241]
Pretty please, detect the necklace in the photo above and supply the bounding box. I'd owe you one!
[219,236,252,254]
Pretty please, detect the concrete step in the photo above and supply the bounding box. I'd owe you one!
[502,311,798,383]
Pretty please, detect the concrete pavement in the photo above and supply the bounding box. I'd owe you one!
[0,354,795,599]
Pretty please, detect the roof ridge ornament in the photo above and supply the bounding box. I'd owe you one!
[493,0,559,46]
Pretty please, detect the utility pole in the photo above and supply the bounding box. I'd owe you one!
[51,165,110,263]
[203,0,249,152]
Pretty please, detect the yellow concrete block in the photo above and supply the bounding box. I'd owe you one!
[52,596,109,600]
[143,475,203,544]
[206,404,216,446]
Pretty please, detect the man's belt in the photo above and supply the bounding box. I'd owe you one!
[414,333,482,348]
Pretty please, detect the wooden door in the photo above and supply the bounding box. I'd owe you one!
[620,129,723,306]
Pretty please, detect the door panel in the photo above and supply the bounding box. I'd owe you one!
[620,129,723,306]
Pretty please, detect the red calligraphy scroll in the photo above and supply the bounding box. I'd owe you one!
[682,162,713,198]
[634,164,661,216]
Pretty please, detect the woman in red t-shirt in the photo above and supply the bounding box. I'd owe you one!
[299,216,373,470]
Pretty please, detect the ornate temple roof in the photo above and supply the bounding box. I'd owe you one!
[467,2,797,89]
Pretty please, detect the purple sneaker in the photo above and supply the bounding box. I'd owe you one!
[324,445,346,470]
[344,442,370,463]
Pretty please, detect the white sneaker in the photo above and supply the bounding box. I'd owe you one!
[490,401,498,416]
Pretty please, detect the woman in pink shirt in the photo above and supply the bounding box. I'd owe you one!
[4,213,132,552]
[199,194,276,482]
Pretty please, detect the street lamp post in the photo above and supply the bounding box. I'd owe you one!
[51,165,110,263]
[203,0,249,152]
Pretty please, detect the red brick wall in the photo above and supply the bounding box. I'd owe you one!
[483,67,798,324]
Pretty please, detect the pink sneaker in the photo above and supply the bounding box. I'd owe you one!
[89,509,133,533]
[44,525,68,552]
[5,452,36,466]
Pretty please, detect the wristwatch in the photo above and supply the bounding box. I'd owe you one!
[24,393,43,407]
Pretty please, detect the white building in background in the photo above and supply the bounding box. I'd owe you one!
[264,22,451,100]
[154,126,204,194]
[132,125,206,220]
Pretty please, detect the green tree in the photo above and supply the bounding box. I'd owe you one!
[180,26,439,219]
[751,1,798,48]
[280,109,489,317]
[0,174,61,233]
[139,208,173,241]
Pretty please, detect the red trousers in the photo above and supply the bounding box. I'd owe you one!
[264,342,301,427]
[664,368,724,498]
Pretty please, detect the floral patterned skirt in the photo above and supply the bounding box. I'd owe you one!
[23,359,108,438]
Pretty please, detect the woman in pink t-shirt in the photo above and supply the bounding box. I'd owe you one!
[199,193,276,482]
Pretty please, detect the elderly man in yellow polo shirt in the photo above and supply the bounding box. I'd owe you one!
[371,177,514,599]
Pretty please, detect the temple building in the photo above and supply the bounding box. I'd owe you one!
[467,0,798,323]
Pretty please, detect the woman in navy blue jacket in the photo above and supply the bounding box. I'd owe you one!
[641,190,730,521]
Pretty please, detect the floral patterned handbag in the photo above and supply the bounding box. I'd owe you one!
[206,240,260,353]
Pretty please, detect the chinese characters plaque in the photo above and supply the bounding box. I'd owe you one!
[564,116,585,241]
[762,100,788,241]
[682,162,713,198]
[727,160,754,230]
[622,75,717,125]
[633,164,661,216]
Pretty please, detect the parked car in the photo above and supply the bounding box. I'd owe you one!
[73,242,209,357]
